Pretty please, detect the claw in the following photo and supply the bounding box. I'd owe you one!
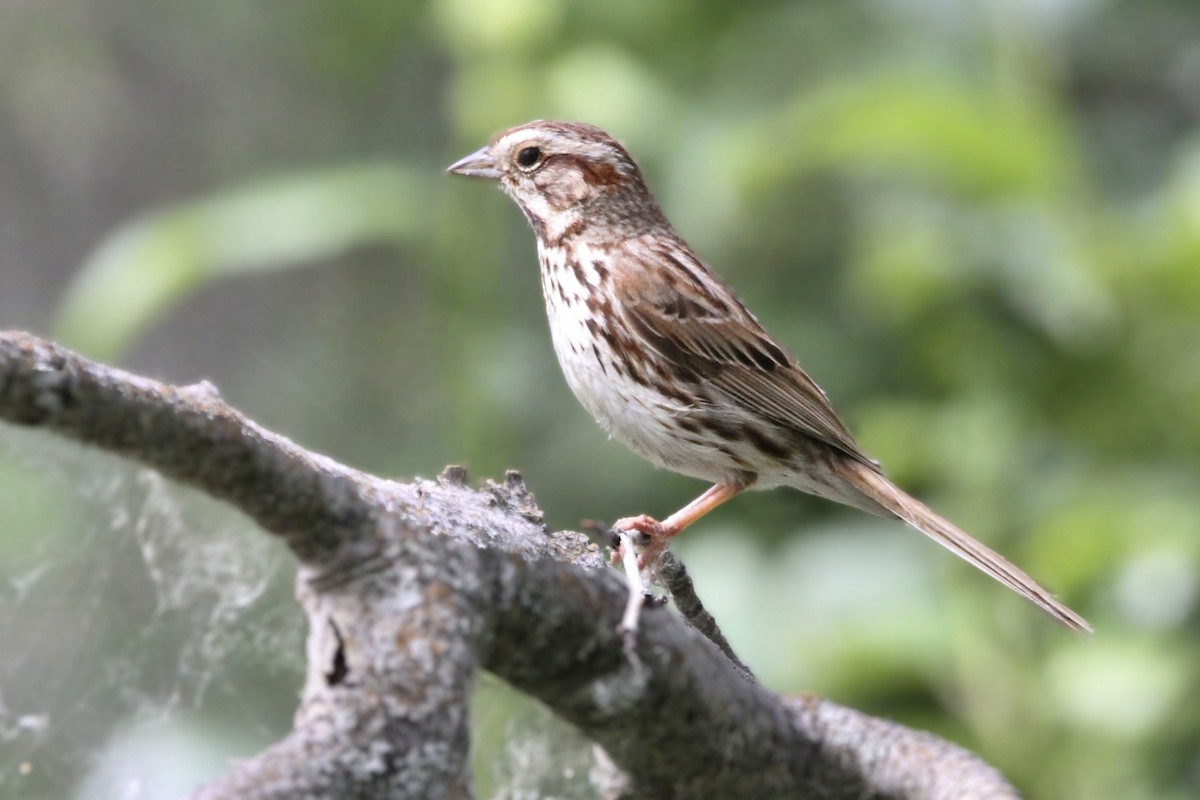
[608,515,673,570]
[644,592,669,608]
[613,514,668,538]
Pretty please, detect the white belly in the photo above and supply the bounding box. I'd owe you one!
[539,243,744,484]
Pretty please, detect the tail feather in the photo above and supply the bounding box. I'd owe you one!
[840,461,1091,632]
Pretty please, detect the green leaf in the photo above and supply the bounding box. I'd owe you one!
[54,162,425,359]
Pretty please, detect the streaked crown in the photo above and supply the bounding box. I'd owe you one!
[448,120,667,239]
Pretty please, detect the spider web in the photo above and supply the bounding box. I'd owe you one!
[473,675,612,800]
[0,425,302,800]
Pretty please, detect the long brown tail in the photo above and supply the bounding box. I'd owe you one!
[840,460,1091,632]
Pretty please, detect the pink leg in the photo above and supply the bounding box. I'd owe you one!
[612,482,745,568]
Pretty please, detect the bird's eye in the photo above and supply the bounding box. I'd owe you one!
[516,146,542,169]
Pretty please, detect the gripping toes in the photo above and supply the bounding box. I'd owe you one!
[610,515,670,569]
[613,514,668,538]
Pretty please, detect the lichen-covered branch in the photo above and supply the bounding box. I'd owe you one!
[0,330,1020,800]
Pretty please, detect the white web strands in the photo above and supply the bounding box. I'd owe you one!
[0,427,300,799]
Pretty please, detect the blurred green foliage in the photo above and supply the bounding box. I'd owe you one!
[56,164,425,359]
[2,0,1200,798]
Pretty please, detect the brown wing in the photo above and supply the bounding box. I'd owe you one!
[615,238,880,471]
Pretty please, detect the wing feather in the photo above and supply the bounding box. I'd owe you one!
[616,238,879,471]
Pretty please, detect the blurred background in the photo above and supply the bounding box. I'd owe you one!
[1,0,1199,797]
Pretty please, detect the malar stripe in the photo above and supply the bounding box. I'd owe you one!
[546,217,585,246]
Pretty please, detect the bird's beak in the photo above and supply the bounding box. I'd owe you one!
[446,146,500,180]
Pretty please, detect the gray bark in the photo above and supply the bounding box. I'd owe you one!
[0,330,1020,800]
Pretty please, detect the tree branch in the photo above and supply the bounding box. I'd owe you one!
[0,331,1020,800]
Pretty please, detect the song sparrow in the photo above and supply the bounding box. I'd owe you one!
[448,120,1090,631]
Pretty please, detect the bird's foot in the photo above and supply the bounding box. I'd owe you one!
[610,515,672,570]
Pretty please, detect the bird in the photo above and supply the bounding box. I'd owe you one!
[447,120,1090,632]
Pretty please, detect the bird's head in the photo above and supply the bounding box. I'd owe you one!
[447,120,665,241]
